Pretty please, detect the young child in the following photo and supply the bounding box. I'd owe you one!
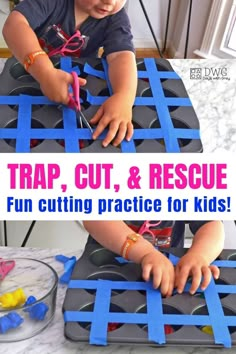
[2,0,137,147]
[83,220,225,297]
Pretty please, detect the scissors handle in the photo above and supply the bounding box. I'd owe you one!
[68,71,81,111]
[0,259,15,281]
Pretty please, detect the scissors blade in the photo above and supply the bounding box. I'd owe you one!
[78,110,93,133]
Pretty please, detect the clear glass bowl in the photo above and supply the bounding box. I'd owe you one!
[0,258,58,342]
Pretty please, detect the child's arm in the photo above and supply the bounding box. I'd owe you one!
[83,220,174,297]
[2,11,85,104]
[90,51,137,147]
[175,221,225,294]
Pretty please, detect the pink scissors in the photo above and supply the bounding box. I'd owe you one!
[0,258,15,281]
[68,71,93,133]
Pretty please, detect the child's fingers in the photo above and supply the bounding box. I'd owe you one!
[152,267,162,290]
[102,120,120,147]
[125,122,134,142]
[209,265,220,279]
[175,266,190,294]
[160,273,170,296]
[92,115,111,141]
[200,266,212,291]
[78,77,87,86]
[165,272,175,297]
[112,122,127,147]
[90,106,104,125]
[189,267,202,294]
[142,263,153,282]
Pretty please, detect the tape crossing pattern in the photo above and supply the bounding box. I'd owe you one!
[0,57,200,152]
[64,254,236,347]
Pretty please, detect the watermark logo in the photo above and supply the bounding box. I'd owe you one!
[190,67,230,81]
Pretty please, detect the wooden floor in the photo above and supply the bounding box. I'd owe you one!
[136,48,168,58]
[0,48,169,59]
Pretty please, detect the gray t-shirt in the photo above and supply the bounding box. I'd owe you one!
[14,0,134,57]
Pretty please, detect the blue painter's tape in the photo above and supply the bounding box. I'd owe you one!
[120,139,136,153]
[102,59,112,95]
[62,108,80,152]
[173,128,200,139]
[204,279,232,348]
[84,63,106,79]
[0,129,18,138]
[68,279,152,291]
[133,128,163,139]
[147,288,165,344]
[0,95,52,105]
[144,58,179,152]
[16,95,32,152]
[213,260,236,267]
[59,56,80,75]
[86,91,107,105]
[215,285,236,294]
[90,280,111,345]
[168,254,179,266]
[115,257,131,264]
[138,71,179,80]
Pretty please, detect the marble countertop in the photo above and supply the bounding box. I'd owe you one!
[0,246,236,354]
[0,58,235,153]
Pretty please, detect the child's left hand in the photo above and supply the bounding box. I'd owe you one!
[175,251,220,295]
[90,92,133,147]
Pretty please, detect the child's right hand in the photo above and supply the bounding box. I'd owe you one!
[141,250,175,297]
[39,68,86,105]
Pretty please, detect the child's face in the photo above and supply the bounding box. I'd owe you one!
[76,0,126,18]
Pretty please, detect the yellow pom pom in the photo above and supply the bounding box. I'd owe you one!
[0,288,26,308]
[201,326,213,335]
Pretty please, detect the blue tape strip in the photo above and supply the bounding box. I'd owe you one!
[213,260,236,267]
[0,129,19,138]
[144,58,179,152]
[0,95,52,105]
[68,280,152,291]
[138,71,180,80]
[204,279,232,348]
[147,287,165,344]
[62,108,80,152]
[102,59,112,95]
[90,280,111,345]
[59,56,80,75]
[16,95,32,152]
[84,63,106,79]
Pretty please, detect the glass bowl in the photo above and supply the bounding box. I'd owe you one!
[0,258,58,342]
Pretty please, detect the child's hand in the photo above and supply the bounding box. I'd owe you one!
[175,252,220,295]
[141,250,175,297]
[90,92,134,147]
[39,68,86,105]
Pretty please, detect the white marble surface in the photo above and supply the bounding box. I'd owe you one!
[0,246,236,354]
[169,59,236,153]
[0,58,235,153]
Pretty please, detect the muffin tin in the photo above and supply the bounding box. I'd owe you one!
[0,56,202,153]
[63,244,236,348]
